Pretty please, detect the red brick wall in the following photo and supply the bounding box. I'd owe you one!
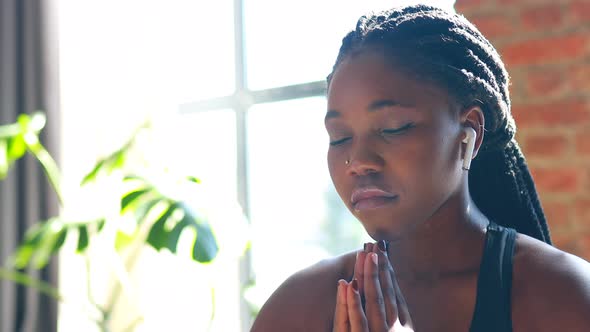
[455,0,590,259]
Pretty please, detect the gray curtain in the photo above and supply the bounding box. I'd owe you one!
[0,0,60,331]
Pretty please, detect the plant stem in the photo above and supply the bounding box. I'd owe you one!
[121,316,144,332]
[104,222,149,315]
[26,139,64,205]
[84,255,109,325]
[0,266,63,301]
[207,286,216,331]
[0,122,21,138]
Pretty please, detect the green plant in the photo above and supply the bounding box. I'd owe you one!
[0,112,228,331]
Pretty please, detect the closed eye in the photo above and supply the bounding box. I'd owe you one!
[329,123,414,146]
[380,123,414,135]
[329,137,351,146]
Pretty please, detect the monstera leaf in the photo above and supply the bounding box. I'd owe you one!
[1,114,225,331]
[11,218,106,269]
[118,175,218,263]
[3,116,219,275]
[0,112,61,204]
[80,143,130,185]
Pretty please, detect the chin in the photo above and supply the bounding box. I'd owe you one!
[357,211,412,241]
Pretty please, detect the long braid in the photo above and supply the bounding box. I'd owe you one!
[470,142,550,243]
[328,5,552,244]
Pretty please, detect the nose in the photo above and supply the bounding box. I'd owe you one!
[346,140,384,176]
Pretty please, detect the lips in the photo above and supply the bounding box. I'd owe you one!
[350,187,397,211]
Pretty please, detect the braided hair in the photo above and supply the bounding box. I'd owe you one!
[327,5,552,244]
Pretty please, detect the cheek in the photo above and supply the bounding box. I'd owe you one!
[390,127,458,191]
[327,149,346,192]
[412,128,462,195]
[424,133,458,168]
[327,149,338,177]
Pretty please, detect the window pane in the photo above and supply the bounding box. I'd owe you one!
[246,97,370,309]
[166,110,237,195]
[244,0,456,90]
[58,0,235,106]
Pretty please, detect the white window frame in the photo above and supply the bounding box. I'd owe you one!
[178,0,326,329]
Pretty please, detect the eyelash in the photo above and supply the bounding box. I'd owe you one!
[329,137,351,146]
[380,123,415,136]
[329,123,414,146]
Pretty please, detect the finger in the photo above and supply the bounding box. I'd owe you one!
[346,279,368,332]
[332,279,350,332]
[354,251,366,297]
[363,252,388,331]
[374,240,398,326]
[374,242,413,328]
[354,243,372,297]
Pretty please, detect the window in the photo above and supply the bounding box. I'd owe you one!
[57,1,455,331]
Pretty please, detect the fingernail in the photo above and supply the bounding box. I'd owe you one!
[337,280,347,303]
[351,279,359,292]
[377,240,387,252]
[371,252,378,265]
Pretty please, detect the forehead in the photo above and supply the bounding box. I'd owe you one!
[327,51,453,113]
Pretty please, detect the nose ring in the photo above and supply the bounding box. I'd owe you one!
[345,159,350,165]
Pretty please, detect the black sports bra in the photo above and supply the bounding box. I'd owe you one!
[469,222,517,332]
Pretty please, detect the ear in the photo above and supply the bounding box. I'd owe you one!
[460,105,485,161]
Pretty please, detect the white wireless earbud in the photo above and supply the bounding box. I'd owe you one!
[462,127,477,170]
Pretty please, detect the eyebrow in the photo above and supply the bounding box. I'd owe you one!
[325,99,407,122]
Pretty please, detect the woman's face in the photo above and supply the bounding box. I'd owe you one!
[326,51,466,240]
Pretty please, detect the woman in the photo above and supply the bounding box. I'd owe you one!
[251,5,590,332]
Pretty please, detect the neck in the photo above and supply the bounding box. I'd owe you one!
[387,188,488,284]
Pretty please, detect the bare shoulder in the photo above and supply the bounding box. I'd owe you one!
[250,250,357,332]
[512,233,590,332]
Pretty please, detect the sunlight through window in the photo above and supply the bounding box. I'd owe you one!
[57,1,455,331]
